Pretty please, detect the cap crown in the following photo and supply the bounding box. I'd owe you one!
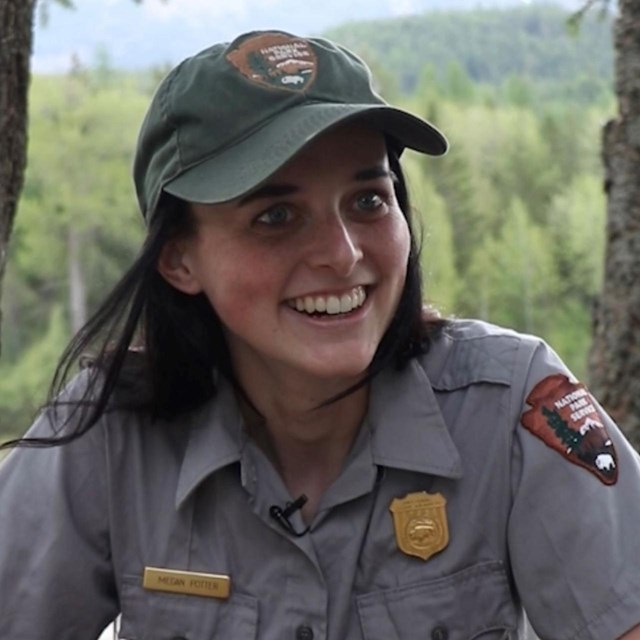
[134,31,385,220]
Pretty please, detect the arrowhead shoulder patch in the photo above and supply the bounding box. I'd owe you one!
[521,373,618,485]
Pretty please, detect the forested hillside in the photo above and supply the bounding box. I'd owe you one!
[32,0,583,72]
[0,5,614,438]
[328,5,613,102]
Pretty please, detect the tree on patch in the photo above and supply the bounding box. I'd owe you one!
[247,52,273,80]
[542,406,583,451]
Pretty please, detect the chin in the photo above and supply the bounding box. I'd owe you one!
[299,354,376,383]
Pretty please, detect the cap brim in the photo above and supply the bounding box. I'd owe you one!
[163,102,448,205]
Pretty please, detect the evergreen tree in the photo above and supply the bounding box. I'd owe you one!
[247,51,271,80]
[542,406,583,451]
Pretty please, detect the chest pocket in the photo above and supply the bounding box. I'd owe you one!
[356,562,518,640]
[119,576,258,640]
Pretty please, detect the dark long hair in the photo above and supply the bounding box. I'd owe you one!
[1,149,445,449]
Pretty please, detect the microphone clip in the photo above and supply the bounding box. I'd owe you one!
[269,494,310,537]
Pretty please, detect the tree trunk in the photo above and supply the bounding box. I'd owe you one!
[0,0,35,359]
[589,0,640,449]
[68,226,87,333]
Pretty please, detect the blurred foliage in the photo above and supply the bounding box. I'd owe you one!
[328,4,613,104]
[0,307,68,440]
[0,4,614,438]
[0,61,149,435]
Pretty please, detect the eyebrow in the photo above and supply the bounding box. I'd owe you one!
[354,165,391,181]
[238,164,392,206]
[238,184,297,206]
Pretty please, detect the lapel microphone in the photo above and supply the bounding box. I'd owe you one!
[269,494,310,537]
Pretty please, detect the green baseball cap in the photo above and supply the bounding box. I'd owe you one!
[134,30,448,223]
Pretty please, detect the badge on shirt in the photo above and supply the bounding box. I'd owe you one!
[389,491,449,561]
[143,567,231,599]
[521,373,618,485]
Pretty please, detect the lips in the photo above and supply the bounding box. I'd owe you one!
[287,286,367,316]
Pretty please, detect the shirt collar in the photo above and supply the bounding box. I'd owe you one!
[175,377,245,508]
[176,357,463,508]
[368,358,463,479]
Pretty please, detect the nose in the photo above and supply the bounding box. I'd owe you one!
[305,212,363,276]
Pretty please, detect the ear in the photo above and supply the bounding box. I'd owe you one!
[157,238,203,295]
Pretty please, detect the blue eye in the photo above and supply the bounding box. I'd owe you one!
[255,205,292,226]
[356,192,383,211]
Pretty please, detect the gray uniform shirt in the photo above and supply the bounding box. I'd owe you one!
[1,320,640,640]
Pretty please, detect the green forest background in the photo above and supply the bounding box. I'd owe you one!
[0,5,614,439]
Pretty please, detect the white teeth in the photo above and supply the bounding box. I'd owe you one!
[288,286,367,316]
[340,294,352,313]
[326,297,341,314]
[304,297,314,313]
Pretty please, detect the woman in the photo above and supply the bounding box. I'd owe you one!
[1,30,640,640]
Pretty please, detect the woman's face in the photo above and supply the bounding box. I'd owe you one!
[160,125,411,388]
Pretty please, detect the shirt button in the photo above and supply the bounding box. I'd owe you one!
[295,625,314,640]
[431,626,449,640]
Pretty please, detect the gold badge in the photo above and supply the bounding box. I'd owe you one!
[143,567,230,599]
[389,492,449,561]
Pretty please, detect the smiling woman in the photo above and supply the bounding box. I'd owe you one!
[158,126,411,402]
[1,29,640,640]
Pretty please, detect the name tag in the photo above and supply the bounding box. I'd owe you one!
[143,567,231,599]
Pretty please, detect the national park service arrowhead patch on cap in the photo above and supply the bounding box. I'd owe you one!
[226,32,317,92]
[521,373,618,485]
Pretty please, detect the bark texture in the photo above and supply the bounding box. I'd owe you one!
[0,0,35,358]
[589,0,640,449]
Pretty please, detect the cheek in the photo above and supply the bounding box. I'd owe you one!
[212,286,255,327]
[378,214,411,279]
[194,245,285,325]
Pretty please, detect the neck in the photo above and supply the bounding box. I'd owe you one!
[236,369,369,520]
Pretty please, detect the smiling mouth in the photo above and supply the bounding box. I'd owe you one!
[287,286,367,316]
